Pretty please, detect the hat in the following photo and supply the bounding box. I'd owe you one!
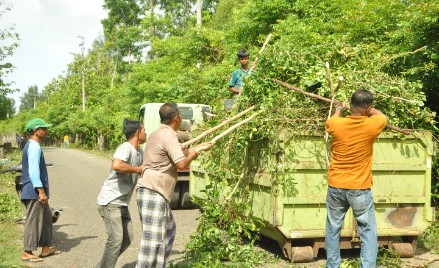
[26,118,53,132]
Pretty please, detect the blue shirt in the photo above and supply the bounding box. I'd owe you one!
[229,68,251,90]
[21,140,49,200]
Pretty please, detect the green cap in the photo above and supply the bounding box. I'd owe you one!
[25,118,53,132]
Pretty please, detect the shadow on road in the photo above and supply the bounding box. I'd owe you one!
[121,261,137,268]
[53,224,97,253]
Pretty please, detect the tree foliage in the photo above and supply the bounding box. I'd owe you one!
[1,0,439,264]
[0,1,19,97]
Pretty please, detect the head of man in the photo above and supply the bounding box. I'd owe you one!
[123,118,147,144]
[25,118,52,141]
[350,89,374,115]
[237,49,250,68]
[159,102,182,131]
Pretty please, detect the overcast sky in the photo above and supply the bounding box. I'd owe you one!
[2,0,107,108]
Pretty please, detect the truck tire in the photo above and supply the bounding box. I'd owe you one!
[291,246,314,263]
[170,182,181,209]
[179,181,197,209]
[392,242,414,258]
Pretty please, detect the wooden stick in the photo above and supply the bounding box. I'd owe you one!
[325,76,344,166]
[239,33,273,99]
[250,33,273,72]
[272,78,412,135]
[327,77,344,120]
[182,105,256,146]
[325,62,334,96]
[225,173,244,201]
[334,76,344,94]
[211,112,259,143]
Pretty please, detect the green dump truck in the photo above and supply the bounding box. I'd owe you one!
[190,130,435,262]
[138,102,212,209]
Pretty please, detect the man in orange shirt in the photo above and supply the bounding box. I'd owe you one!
[325,89,387,268]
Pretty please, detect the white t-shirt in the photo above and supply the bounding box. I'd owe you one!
[97,142,143,206]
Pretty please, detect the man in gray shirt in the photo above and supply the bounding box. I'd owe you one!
[97,119,147,268]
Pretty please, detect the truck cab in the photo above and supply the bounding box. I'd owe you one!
[138,103,211,209]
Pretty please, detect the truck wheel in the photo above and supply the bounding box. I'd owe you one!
[392,242,414,258]
[170,182,181,209]
[179,181,196,209]
[291,246,314,263]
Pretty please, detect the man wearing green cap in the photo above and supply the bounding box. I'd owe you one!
[20,118,61,263]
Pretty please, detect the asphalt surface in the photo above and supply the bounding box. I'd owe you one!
[22,148,199,268]
[19,148,439,268]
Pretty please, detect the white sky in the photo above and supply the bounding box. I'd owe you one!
[2,0,107,109]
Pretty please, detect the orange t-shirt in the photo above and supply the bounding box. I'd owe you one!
[325,114,387,189]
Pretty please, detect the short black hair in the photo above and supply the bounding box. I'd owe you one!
[159,102,180,125]
[237,49,250,58]
[351,89,374,109]
[123,118,142,140]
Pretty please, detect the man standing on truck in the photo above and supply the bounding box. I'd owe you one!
[96,119,147,268]
[136,102,213,268]
[228,49,257,96]
[325,89,387,268]
[21,118,61,263]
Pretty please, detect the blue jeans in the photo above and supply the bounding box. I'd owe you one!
[325,187,378,268]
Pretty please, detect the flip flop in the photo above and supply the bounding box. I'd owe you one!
[22,257,44,262]
[39,250,61,258]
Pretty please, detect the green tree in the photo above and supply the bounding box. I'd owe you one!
[19,85,42,111]
[0,1,19,96]
[102,0,144,66]
[0,95,14,119]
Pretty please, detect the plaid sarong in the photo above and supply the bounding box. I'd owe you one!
[136,187,176,268]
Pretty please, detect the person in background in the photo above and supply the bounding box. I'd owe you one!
[15,133,23,149]
[63,134,69,148]
[325,89,387,268]
[21,118,61,263]
[96,119,147,268]
[136,102,213,267]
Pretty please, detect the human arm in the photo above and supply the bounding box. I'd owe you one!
[367,107,384,116]
[229,70,242,94]
[331,101,346,118]
[229,86,241,94]
[112,159,143,175]
[27,142,48,203]
[37,187,48,204]
[250,61,257,72]
[175,142,214,170]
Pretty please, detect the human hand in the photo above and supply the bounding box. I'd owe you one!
[135,165,143,175]
[334,100,346,111]
[194,142,214,153]
[251,61,257,71]
[38,192,48,205]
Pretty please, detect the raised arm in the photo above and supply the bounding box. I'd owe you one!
[112,159,143,175]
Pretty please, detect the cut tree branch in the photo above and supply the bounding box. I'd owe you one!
[272,78,412,135]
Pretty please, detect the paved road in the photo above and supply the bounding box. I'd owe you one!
[22,148,439,268]
[26,148,199,268]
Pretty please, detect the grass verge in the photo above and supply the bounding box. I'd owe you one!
[0,149,27,268]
